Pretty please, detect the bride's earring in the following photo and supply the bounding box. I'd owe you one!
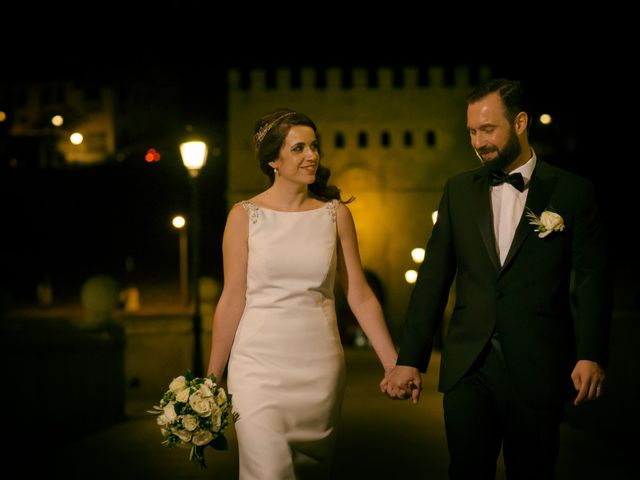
[274,167,279,176]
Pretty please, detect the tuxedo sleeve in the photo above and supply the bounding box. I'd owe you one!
[396,181,457,372]
[571,180,611,366]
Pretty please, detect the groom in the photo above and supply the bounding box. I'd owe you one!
[382,78,610,479]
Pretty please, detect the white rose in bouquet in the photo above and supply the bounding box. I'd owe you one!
[169,376,187,393]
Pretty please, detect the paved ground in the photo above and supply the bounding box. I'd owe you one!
[21,348,634,479]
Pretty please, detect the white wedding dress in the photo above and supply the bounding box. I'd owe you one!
[227,199,346,480]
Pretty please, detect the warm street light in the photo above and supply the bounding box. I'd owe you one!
[180,141,208,175]
[172,215,189,307]
[180,140,208,377]
[411,247,425,264]
[405,270,418,284]
[70,132,83,145]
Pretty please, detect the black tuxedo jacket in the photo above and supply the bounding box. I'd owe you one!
[397,160,610,406]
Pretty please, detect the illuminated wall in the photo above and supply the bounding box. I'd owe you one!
[9,82,115,165]
[227,65,491,334]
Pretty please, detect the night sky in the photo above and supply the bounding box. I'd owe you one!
[2,12,635,308]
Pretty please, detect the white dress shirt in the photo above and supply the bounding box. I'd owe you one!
[491,151,537,266]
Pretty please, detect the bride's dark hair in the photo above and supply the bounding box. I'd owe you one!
[253,108,353,203]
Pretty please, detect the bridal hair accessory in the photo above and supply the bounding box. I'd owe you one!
[254,112,296,148]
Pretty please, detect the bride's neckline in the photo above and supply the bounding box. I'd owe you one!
[244,200,333,213]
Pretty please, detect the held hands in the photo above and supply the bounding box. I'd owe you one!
[380,360,605,406]
[571,360,606,406]
[380,365,422,404]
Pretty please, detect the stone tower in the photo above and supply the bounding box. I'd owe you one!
[227,65,491,336]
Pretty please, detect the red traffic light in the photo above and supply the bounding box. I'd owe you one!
[145,148,161,162]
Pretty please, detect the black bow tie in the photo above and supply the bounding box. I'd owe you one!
[489,170,525,192]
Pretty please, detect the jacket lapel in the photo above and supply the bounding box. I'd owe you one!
[500,161,557,273]
[472,171,501,271]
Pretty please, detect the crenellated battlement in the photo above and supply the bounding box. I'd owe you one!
[227,63,493,329]
[228,65,492,91]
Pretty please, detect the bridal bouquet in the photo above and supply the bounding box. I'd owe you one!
[149,371,237,468]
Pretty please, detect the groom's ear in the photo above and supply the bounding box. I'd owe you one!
[514,111,528,135]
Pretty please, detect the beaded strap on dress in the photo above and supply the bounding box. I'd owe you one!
[240,199,337,224]
[326,199,339,222]
[240,201,260,224]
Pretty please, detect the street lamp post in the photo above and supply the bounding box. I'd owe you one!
[180,140,208,377]
[171,215,189,307]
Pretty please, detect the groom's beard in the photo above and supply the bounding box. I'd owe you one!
[476,128,521,173]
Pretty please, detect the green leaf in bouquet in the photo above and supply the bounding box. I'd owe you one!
[210,434,229,451]
[189,445,207,468]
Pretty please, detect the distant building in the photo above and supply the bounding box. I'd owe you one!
[6,81,116,166]
[227,65,491,334]
[2,79,184,168]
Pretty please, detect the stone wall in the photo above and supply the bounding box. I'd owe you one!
[226,65,491,334]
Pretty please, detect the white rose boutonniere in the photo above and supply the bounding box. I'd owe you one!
[525,207,565,238]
